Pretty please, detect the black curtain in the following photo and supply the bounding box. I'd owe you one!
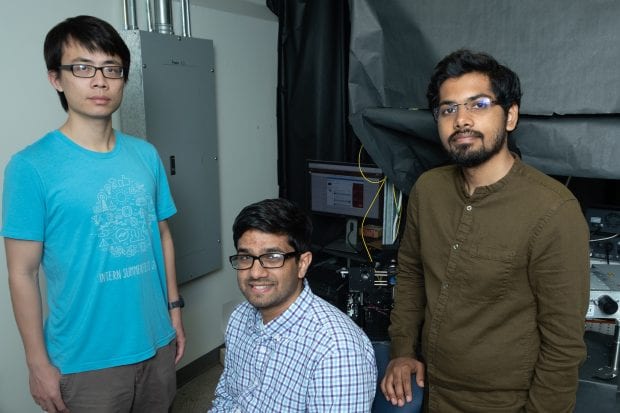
[267,0,362,210]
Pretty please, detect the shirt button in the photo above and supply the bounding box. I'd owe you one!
[259,346,266,354]
[466,205,472,211]
[442,283,449,289]
[452,243,459,250]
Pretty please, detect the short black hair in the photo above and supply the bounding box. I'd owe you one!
[426,49,522,116]
[232,198,313,253]
[44,15,131,111]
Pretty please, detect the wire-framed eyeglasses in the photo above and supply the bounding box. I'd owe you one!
[58,64,124,79]
[433,96,498,121]
[229,251,299,270]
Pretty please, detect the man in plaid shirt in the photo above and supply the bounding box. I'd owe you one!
[210,198,377,412]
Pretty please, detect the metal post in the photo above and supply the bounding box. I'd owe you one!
[594,319,620,380]
[611,321,620,377]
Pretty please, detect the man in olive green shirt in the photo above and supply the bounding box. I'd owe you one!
[380,49,590,412]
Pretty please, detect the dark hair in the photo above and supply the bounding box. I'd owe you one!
[232,198,313,253]
[44,15,131,111]
[426,49,522,115]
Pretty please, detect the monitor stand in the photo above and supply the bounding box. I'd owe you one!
[325,238,359,254]
[324,218,360,254]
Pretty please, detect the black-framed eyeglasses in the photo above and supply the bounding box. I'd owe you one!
[229,251,299,270]
[433,96,498,121]
[58,64,124,79]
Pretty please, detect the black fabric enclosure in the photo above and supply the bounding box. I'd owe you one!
[267,0,362,211]
[269,0,620,225]
[347,0,620,198]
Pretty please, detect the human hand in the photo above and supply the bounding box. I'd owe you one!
[380,357,425,407]
[28,362,68,413]
[170,309,186,364]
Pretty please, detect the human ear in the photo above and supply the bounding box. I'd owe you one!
[297,251,313,279]
[48,70,63,92]
[506,103,519,132]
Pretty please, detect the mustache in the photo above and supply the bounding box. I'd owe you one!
[449,129,483,143]
[246,278,275,285]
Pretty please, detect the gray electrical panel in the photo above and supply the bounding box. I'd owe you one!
[120,30,221,284]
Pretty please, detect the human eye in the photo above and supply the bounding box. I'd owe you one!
[471,97,492,110]
[103,66,123,77]
[264,252,284,260]
[439,104,457,116]
[230,254,255,269]
[261,253,284,265]
[236,255,253,263]
[74,64,93,74]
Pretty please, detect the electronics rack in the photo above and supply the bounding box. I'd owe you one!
[587,207,620,263]
[339,261,396,341]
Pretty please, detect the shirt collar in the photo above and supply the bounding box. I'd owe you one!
[457,153,523,199]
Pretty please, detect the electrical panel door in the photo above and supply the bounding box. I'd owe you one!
[120,30,221,284]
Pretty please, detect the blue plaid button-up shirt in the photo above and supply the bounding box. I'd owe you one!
[210,280,377,412]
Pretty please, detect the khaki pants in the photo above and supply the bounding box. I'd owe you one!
[60,340,177,413]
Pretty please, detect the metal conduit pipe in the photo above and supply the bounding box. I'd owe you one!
[145,0,153,31]
[125,0,191,36]
[153,0,174,35]
[123,0,138,30]
[180,0,192,37]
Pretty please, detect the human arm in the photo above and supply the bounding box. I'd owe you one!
[5,238,68,413]
[307,342,377,413]
[382,190,427,405]
[208,325,238,413]
[525,200,590,412]
[208,361,236,413]
[159,220,185,364]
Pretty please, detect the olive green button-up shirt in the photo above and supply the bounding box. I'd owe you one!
[390,157,590,413]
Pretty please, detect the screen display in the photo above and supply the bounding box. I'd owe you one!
[308,160,383,220]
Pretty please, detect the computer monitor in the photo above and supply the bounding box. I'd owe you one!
[308,160,384,221]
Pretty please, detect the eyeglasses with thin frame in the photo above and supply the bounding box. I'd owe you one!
[58,64,124,79]
[229,251,299,270]
[433,96,498,121]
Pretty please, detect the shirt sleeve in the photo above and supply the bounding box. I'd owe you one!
[153,149,176,222]
[209,320,238,413]
[1,154,46,241]
[388,186,427,358]
[307,341,377,413]
[525,198,590,412]
[209,364,236,413]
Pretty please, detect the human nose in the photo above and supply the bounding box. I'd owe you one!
[248,256,269,276]
[453,104,473,129]
[91,68,109,87]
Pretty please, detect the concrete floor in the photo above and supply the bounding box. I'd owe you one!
[171,363,223,412]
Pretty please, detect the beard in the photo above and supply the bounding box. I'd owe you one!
[447,128,507,168]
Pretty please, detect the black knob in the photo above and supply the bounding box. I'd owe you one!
[360,270,371,281]
[596,295,619,315]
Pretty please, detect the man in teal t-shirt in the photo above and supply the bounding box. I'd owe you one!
[1,15,185,413]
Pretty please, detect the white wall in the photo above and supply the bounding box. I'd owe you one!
[0,1,278,412]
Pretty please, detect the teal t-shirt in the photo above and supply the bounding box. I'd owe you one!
[1,130,177,374]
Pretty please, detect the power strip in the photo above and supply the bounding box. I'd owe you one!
[585,319,617,335]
